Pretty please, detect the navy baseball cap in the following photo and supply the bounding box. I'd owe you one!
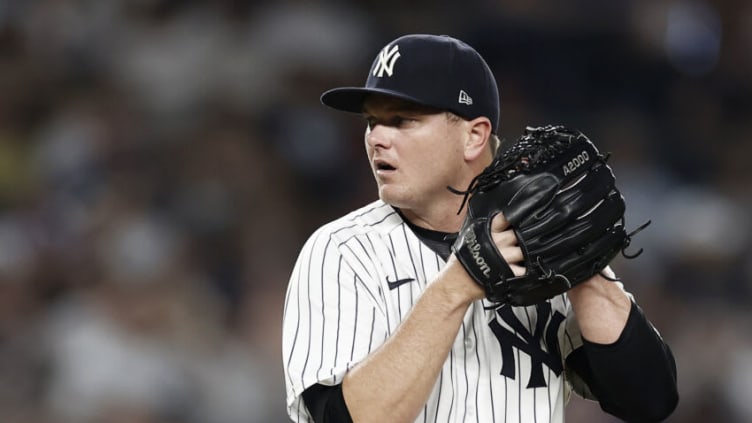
[321,34,500,133]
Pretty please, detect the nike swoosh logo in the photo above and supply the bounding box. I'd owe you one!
[386,277,416,290]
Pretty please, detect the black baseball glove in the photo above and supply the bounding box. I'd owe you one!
[450,125,648,306]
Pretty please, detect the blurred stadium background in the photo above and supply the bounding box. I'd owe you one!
[0,0,750,422]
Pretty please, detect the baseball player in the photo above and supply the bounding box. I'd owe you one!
[282,34,678,422]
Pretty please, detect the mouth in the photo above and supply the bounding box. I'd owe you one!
[374,159,396,173]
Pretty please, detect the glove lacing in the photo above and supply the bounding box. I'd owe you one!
[447,129,573,215]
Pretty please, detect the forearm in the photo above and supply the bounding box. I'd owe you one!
[566,269,678,422]
[567,270,631,344]
[566,302,679,422]
[342,258,479,423]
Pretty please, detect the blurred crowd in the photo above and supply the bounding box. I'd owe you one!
[0,0,750,422]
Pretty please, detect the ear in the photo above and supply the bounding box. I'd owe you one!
[463,117,493,161]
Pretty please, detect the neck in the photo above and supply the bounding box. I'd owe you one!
[397,198,468,233]
[396,153,492,233]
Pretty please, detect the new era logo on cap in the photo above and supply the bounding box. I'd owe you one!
[320,34,501,133]
[458,90,473,105]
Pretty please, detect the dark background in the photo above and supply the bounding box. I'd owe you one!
[0,0,750,422]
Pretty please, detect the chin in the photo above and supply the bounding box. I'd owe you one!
[377,186,409,208]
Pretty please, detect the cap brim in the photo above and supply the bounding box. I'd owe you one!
[320,87,427,114]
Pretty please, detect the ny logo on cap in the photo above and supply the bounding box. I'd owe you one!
[373,44,401,77]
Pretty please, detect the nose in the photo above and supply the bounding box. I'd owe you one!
[365,124,391,149]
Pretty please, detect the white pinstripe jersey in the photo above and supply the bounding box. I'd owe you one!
[283,200,603,423]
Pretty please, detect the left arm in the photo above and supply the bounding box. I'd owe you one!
[567,270,679,423]
[567,268,631,344]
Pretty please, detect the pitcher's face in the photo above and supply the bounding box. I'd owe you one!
[363,96,468,211]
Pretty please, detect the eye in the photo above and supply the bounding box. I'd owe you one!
[364,114,417,129]
[390,116,417,127]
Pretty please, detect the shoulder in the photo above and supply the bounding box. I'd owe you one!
[293,200,405,280]
[308,200,404,246]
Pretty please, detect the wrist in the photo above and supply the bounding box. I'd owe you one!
[568,271,627,306]
[568,271,631,344]
[435,255,486,307]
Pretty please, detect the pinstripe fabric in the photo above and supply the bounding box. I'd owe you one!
[283,200,595,422]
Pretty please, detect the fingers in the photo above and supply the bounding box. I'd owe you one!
[490,212,510,232]
[508,263,527,277]
[497,246,523,263]
[491,213,516,245]
[491,229,517,247]
[491,213,525,276]
[498,246,526,276]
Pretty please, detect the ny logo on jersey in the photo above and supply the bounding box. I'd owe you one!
[488,302,565,388]
[373,44,401,77]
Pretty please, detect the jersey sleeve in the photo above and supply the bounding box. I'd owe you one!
[563,300,678,421]
[558,300,595,401]
[282,226,389,422]
[556,281,635,401]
